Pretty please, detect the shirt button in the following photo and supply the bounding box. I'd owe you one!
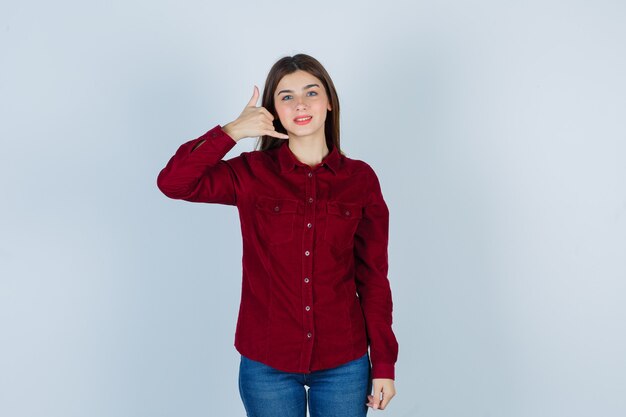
[305,306,311,311]
[308,172,313,178]
[308,197,314,203]
[345,210,350,216]
[304,277,310,283]
[305,250,310,256]
[307,223,312,228]
[307,332,312,338]
[274,206,280,212]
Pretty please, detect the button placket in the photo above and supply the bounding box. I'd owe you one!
[300,168,316,371]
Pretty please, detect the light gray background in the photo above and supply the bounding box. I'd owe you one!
[1,1,625,416]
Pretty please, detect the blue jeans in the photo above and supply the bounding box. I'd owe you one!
[238,352,372,417]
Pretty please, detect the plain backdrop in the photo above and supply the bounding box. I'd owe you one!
[1,1,625,416]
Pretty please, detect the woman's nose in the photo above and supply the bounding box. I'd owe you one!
[295,97,307,110]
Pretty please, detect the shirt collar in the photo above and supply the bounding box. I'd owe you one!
[277,140,340,175]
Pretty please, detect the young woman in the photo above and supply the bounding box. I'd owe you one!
[157,54,398,417]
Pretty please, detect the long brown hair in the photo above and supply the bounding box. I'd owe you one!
[255,54,342,154]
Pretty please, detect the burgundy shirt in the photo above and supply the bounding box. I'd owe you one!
[157,124,399,379]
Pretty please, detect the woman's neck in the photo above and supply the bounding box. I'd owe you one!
[287,135,329,168]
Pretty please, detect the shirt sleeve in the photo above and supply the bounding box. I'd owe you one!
[157,125,239,205]
[353,164,399,380]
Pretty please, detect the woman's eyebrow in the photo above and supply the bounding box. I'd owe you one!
[277,84,320,95]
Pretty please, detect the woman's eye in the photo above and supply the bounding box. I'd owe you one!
[281,91,317,101]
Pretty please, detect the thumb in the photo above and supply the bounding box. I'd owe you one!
[246,85,260,108]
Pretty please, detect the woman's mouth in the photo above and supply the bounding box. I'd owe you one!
[293,115,312,125]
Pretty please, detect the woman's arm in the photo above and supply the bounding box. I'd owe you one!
[156,125,240,205]
[156,86,288,204]
[353,163,399,380]
[354,164,399,410]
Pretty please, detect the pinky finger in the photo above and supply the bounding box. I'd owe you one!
[265,130,289,139]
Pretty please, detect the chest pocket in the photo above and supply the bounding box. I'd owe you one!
[255,196,301,245]
[324,201,363,250]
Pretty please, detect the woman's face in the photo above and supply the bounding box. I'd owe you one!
[273,70,332,140]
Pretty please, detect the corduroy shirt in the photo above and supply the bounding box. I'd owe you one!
[157,124,398,379]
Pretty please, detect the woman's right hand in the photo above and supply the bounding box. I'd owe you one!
[222,86,289,142]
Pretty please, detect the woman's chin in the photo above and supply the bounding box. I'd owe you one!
[285,126,323,140]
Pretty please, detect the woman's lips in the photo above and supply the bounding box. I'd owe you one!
[294,115,312,125]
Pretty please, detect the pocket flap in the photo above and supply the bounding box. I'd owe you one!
[326,201,363,219]
[256,196,300,214]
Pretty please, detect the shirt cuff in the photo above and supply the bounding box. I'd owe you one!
[204,124,236,142]
[213,124,237,144]
[371,362,395,380]
[188,124,237,156]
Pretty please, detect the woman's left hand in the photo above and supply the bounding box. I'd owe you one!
[366,378,396,410]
